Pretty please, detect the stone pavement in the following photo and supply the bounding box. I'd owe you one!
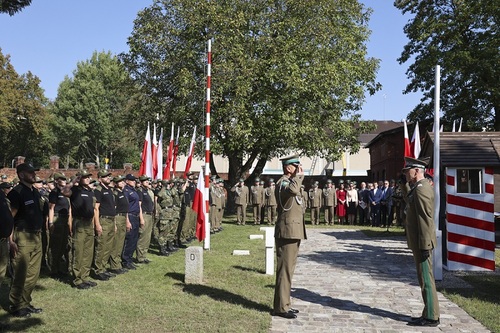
[269,229,491,333]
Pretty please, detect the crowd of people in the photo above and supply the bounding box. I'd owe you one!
[229,176,407,229]
[0,164,204,318]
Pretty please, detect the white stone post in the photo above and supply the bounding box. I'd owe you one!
[260,227,275,275]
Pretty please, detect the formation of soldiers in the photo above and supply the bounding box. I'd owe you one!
[229,177,403,228]
[0,166,203,317]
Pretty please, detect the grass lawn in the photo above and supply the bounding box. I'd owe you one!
[0,213,497,332]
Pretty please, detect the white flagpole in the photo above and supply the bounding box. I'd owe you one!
[434,65,443,280]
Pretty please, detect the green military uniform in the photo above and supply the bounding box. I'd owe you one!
[231,179,249,225]
[264,180,277,225]
[217,179,226,229]
[273,155,306,317]
[155,181,181,254]
[250,178,264,225]
[209,178,223,232]
[402,157,440,324]
[322,180,336,225]
[308,182,322,225]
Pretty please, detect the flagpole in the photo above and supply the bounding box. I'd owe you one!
[433,65,443,280]
[204,39,212,250]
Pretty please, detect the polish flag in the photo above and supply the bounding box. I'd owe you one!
[151,124,158,179]
[183,126,197,179]
[157,128,163,180]
[403,119,411,158]
[410,121,421,159]
[163,123,174,180]
[171,127,180,178]
[139,122,153,177]
[192,170,206,241]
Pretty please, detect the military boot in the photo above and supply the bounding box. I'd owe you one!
[167,241,178,252]
[159,244,170,256]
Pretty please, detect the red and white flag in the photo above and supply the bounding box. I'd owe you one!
[151,124,158,179]
[163,123,174,180]
[192,170,206,241]
[139,122,153,177]
[403,119,411,158]
[183,126,197,179]
[171,126,180,178]
[410,121,421,158]
[157,128,163,180]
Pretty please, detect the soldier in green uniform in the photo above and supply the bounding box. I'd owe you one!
[272,155,306,319]
[231,178,249,225]
[322,179,336,225]
[264,179,277,225]
[92,170,116,280]
[63,169,97,290]
[402,157,440,327]
[155,180,176,255]
[308,181,322,225]
[250,178,264,225]
[209,176,222,233]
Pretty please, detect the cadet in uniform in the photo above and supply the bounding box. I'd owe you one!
[155,180,177,255]
[93,170,116,280]
[402,157,440,327]
[250,178,264,225]
[209,176,223,233]
[231,178,249,225]
[122,174,144,270]
[308,181,322,225]
[272,155,306,319]
[8,163,44,317]
[322,180,336,225]
[63,169,96,290]
[217,178,226,230]
[109,175,129,274]
[136,175,155,264]
[264,179,277,225]
[48,172,71,278]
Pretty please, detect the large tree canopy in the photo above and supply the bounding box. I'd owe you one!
[0,0,32,15]
[52,51,142,169]
[122,0,380,184]
[395,0,499,131]
[0,48,51,167]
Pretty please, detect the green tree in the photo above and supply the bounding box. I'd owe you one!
[122,0,380,185]
[0,48,51,167]
[52,51,142,169]
[395,0,499,131]
[0,0,32,15]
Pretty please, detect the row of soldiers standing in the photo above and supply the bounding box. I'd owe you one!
[230,177,277,226]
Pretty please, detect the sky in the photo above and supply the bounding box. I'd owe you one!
[0,0,420,122]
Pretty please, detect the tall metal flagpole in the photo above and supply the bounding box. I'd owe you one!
[433,65,443,280]
[204,39,212,250]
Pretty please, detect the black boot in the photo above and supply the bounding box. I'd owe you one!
[167,241,178,252]
[176,239,187,248]
[160,244,170,256]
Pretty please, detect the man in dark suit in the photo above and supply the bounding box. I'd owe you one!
[369,181,383,226]
[272,154,306,319]
[402,157,440,327]
[380,180,394,227]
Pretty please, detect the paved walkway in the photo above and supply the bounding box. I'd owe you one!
[269,229,491,333]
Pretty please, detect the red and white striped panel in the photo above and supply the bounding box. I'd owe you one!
[446,168,496,271]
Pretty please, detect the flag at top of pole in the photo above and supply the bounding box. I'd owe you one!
[163,123,174,180]
[152,123,158,179]
[403,119,411,158]
[139,122,153,177]
[183,126,197,179]
[157,127,163,180]
[410,121,421,158]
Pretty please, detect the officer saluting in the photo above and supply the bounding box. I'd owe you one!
[402,156,440,327]
[272,154,306,319]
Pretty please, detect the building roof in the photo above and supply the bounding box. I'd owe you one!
[360,121,403,145]
[422,132,500,167]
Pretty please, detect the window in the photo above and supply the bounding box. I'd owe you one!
[457,169,482,194]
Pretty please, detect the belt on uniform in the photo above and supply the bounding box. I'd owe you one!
[74,217,93,222]
[99,215,116,219]
[143,212,153,215]
[128,213,139,217]
[57,213,69,217]
[116,213,127,216]
[15,228,42,234]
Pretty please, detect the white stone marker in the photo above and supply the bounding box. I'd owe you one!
[185,246,203,284]
[260,227,275,275]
